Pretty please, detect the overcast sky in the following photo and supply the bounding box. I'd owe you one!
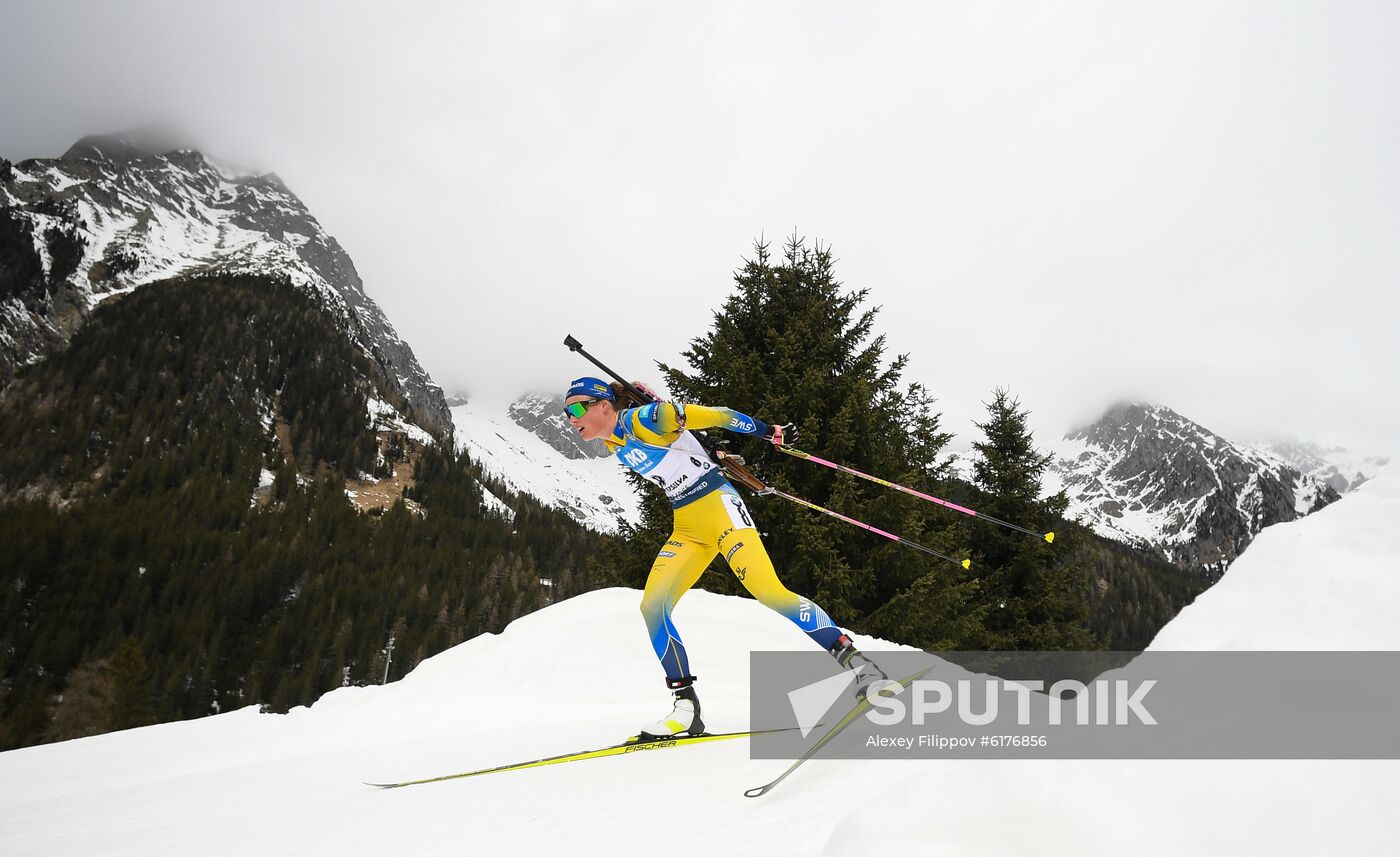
[3,1,1397,455]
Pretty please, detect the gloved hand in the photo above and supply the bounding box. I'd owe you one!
[762,422,798,447]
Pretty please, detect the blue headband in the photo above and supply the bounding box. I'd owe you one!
[565,376,615,401]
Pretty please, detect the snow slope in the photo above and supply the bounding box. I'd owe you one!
[833,465,1400,854]
[2,471,1396,856]
[450,399,640,532]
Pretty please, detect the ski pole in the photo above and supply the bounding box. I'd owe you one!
[715,452,971,570]
[774,444,1054,544]
[766,487,972,570]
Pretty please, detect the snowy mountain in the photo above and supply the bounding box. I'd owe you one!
[1246,437,1387,496]
[2,467,1394,857]
[1046,402,1340,577]
[450,394,640,533]
[0,132,451,441]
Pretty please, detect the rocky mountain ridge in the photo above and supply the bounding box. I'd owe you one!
[0,133,451,442]
[1048,401,1341,577]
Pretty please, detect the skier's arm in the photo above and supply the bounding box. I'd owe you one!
[679,404,770,436]
[626,402,770,439]
[678,404,797,445]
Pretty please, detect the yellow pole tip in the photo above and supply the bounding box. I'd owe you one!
[1044,532,1055,543]
[961,559,972,569]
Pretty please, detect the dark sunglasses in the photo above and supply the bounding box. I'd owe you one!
[564,398,604,419]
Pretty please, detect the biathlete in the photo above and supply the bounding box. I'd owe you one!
[563,376,887,741]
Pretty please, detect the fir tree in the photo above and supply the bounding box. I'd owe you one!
[110,638,154,730]
[969,388,1100,650]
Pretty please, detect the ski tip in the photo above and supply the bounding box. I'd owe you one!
[1044,531,1055,543]
[961,558,972,569]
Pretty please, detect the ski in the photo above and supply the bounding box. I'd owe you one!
[365,727,799,790]
[743,665,936,798]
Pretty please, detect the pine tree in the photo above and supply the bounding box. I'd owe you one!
[969,388,1100,650]
[109,638,154,730]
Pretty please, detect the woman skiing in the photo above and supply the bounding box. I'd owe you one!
[563,376,886,741]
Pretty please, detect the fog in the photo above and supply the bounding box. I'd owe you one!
[4,1,1396,454]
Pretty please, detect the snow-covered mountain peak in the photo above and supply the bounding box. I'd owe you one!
[1,134,451,441]
[1066,400,1215,449]
[1050,401,1339,576]
[60,133,143,163]
[59,127,208,163]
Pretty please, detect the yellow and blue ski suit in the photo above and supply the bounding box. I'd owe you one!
[604,401,844,683]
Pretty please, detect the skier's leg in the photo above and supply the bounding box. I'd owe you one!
[636,528,714,739]
[709,489,889,698]
[638,530,715,684]
[708,490,845,651]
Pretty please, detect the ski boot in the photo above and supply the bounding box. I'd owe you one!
[829,634,890,701]
[631,676,706,744]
